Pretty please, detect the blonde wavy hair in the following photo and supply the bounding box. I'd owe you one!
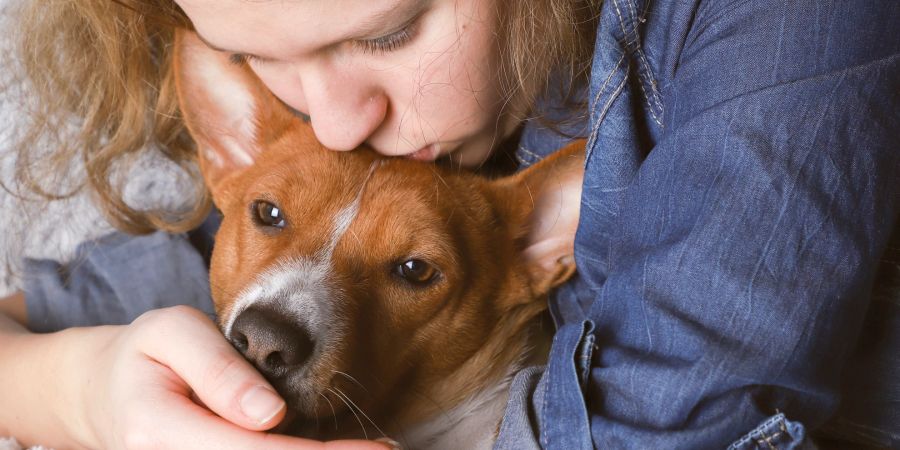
[7,0,600,235]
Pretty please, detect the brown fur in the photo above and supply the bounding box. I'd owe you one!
[173,29,585,441]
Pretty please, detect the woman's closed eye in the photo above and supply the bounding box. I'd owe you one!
[355,20,419,55]
[228,23,419,65]
[229,53,269,66]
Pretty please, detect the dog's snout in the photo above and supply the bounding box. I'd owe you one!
[230,306,315,377]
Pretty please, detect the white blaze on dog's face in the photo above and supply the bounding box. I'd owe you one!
[174,29,583,437]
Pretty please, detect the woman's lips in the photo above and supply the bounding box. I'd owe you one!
[406,143,441,162]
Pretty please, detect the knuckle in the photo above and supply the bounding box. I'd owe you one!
[132,306,206,335]
[202,351,248,391]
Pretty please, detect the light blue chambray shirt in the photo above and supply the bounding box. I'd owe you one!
[496,0,900,448]
[23,0,900,448]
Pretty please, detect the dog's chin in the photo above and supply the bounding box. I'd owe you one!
[270,377,329,416]
[267,372,356,438]
[273,402,359,440]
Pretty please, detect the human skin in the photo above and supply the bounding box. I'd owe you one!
[0,0,513,448]
[174,0,517,167]
[0,295,394,449]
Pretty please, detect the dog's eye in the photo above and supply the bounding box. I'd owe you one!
[396,259,438,285]
[251,200,286,229]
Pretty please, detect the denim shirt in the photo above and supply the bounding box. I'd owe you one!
[498,0,900,448]
[21,0,900,448]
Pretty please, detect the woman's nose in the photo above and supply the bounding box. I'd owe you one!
[298,63,388,151]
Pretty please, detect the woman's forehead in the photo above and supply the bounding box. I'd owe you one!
[175,0,429,58]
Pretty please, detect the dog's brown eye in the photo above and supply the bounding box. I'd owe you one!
[396,259,438,285]
[251,200,286,229]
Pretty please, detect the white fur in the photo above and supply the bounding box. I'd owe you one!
[402,375,514,450]
[224,164,377,336]
[223,257,333,338]
[324,161,380,256]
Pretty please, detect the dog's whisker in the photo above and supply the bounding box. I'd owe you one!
[332,370,373,398]
[319,392,340,431]
[310,395,320,433]
[333,386,387,438]
[328,387,367,439]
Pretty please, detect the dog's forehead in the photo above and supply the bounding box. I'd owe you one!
[229,145,495,267]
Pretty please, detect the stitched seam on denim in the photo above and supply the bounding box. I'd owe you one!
[635,54,663,116]
[516,144,542,166]
[727,414,788,450]
[612,0,638,48]
[589,65,630,141]
[634,64,664,126]
[612,0,663,126]
[589,52,627,114]
[584,50,626,156]
[586,66,630,155]
[756,429,782,450]
[585,48,625,155]
[613,0,662,126]
[626,0,665,124]
[626,0,664,109]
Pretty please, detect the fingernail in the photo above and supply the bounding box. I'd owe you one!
[375,437,402,450]
[240,385,286,424]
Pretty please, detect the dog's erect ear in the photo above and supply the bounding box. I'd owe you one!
[173,28,296,206]
[493,141,585,297]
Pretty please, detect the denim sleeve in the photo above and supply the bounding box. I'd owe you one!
[529,0,900,448]
[23,231,214,332]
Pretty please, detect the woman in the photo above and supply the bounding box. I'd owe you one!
[1,0,898,448]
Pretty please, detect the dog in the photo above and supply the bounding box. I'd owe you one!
[173,29,584,449]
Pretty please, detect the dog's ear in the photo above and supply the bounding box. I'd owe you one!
[492,141,585,297]
[173,28,296,207]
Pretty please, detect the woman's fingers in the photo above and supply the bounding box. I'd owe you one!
[131,306,287,430]
[129,372,392,450]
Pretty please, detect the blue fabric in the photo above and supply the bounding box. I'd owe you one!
[498,0,900,448]
[17,0,900,446]
[23,231,215,332]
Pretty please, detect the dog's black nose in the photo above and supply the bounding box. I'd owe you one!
[230,306,315,378]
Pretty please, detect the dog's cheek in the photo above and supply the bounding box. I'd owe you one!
[208,222,245,309]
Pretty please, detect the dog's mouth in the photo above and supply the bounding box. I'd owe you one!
[266,369,381,439]
[272,384,379,440]
[275,409,357,439]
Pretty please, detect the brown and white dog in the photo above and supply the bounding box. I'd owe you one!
[173,29,584,449]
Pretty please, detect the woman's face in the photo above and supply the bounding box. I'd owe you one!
[174,0,512,166]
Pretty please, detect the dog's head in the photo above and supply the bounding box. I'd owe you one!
[173,29,583,437]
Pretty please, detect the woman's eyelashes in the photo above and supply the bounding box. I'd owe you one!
[228,18,421,65]
[355,20,419,55]
[229,53,266,66]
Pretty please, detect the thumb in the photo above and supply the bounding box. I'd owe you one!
[136,307,286,430]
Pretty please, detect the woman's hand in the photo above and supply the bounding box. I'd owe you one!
[27,305,392,449]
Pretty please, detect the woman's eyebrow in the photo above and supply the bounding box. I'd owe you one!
[349,0,427,38]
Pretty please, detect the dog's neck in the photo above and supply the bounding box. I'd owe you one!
[396,299,548,449]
